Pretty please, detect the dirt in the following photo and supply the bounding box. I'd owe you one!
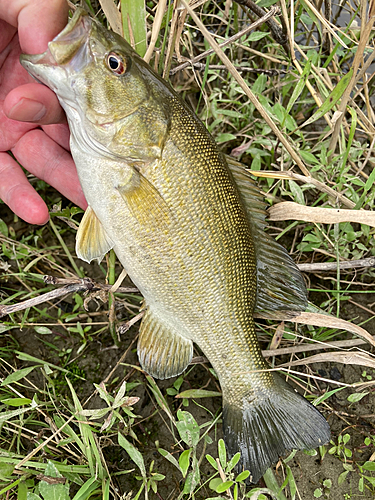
[1,206,375,499]
[2,303,375,499]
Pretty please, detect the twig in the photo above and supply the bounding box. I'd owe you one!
[0,276,138,318]
[188,62,287,75]
[169,7,279,75]
[234,0,289,53]
[297,257,375,272]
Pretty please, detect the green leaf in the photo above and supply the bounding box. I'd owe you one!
[118,433,146,477]
[183,455,200,494]
[2,398,32,406]
[27,494,42,500]
[206,454,218,470]
[209,478,223,491]
[363,476,375,487]
[359,475,364,492]
[0,407,34,423]
[362,461,375,471]
[216,480,234,493]
[177,389,221,399]
[0,219,8,237]
[313,488,323,498]
[179,449,191,478]
[301,69,353,128]
[34,326,52,335]
[151,473,165,481]
[364,165,375,193]
[288,180,305,205]
[236,470,250,482]
[158,448,180,470]
[216,133,237,144]
[299,150,320,165]
[247,32,269,41]
[347,392,368,403]
[286,465,296,500]
[343,434,350,445]
[227,452,241,472]
[18,482,28,500]
[71,476,99,500]
[39,461,70,500]
[120,0,147,57]
[338,470,349,485]
[176,410,200,448]
[313,386,345,406]
[218,439,227,469]
[1,366,39,386]
[286,60,312,115]
[0,462,14,481]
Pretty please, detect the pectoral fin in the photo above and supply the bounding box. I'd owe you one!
[76,206,114,263]
[116,166,170,230]
[138,307,193,380]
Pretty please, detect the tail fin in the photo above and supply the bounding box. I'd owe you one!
[222,373,330,484]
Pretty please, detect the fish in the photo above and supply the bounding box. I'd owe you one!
[20,8,330,483]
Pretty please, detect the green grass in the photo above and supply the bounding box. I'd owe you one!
[1,0,375,498]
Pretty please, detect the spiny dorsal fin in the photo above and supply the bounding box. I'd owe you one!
[138,307,193,380]
[76,206,114,263]
[226,156,308,317]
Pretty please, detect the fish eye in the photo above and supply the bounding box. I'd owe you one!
[106,52,127,75]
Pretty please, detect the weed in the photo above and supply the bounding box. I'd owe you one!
[1,0,375,498]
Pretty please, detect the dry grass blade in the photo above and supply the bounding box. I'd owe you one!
[255,311,375,346]
[15,414,76,469]
[299,0,349,48]
[144,0,167,63]
[170,7,280,74]
[251,170,356,208]
[268,202,375,227]
[277,351,375,369]
[98,0,122,35]
[287,312,375,347]
[263,337,372,357]
[181,0,310,177]
[328,4,375,155]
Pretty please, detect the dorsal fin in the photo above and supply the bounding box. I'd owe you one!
[226,156,308,317]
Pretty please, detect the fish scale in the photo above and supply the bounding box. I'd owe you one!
[21,7,330,483]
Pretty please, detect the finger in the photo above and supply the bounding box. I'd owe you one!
[0,0,69,53]
[42,124,70,151]
[0,151,49,224]
[12,128,87,210]
[4,83,66,124]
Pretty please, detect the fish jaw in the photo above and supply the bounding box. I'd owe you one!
[20,8,92,94]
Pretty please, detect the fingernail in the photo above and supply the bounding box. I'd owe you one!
[7,98,47,122]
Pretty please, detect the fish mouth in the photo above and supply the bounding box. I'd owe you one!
[20,8,92,82]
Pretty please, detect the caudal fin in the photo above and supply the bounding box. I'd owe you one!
[222,373,330,483]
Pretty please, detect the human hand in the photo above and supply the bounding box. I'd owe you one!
[0,0,87,225]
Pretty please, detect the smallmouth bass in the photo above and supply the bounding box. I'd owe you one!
[21,8,330,483]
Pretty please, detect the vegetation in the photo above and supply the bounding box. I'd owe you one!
[1,0,375,498]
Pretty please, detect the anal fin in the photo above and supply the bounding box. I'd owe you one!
[76,206,114,263]
[138,307,193,380]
